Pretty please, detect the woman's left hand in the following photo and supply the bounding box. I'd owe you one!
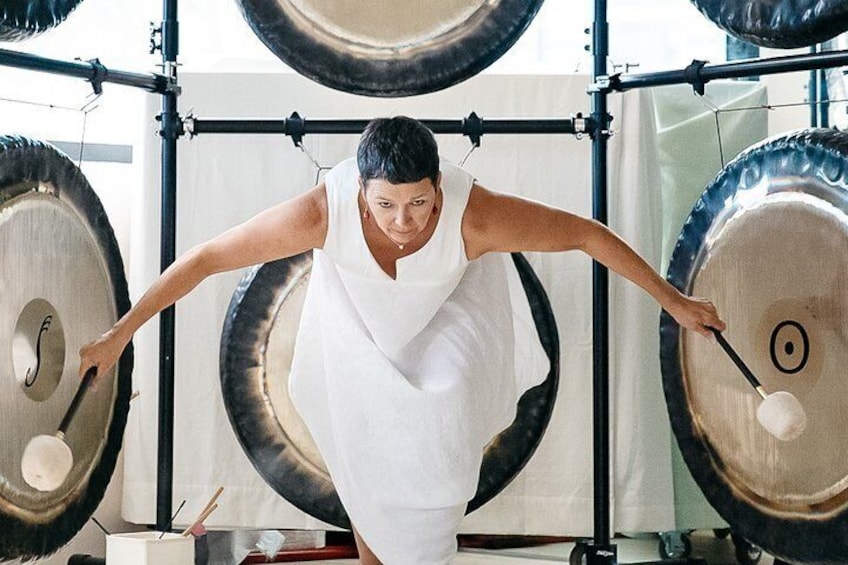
[666,292,726,338]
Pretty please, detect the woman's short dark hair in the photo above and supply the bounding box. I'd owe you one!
[357,116,440,186]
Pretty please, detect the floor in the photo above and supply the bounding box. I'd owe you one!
[279,531,777,564]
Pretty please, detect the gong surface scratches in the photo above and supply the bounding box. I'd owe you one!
[662,128,848,565]
[690,0,848,48]
[0,0,85,41]
[234,0,544,97]
[220,252,559,528]
[0,136,132,560]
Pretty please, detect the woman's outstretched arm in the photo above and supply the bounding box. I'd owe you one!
[79,185,328,378]
[462,184,725,336]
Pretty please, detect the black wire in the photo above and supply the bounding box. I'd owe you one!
[90,516,110,536]
[158,499,186,539]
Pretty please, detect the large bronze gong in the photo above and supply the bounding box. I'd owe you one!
[0,0,84,41]
[220,252,559,529]
[0,136,132,559]
[690,0,848,49]
[662,129,848,565]
[233,0,545,97]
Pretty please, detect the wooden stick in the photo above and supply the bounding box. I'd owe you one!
[199,486,224,518]
[180,503,218,537]
[179,486,224,537]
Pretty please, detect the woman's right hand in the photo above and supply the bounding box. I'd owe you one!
[79,329,127,382]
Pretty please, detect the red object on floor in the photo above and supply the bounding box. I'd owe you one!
[241,546,359,563]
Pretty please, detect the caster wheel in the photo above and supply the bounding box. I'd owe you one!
[569,541,588,565]
[659,531,692,560]
[731,533,762,565]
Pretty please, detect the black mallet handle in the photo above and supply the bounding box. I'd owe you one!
[709,327,766,397]
[58,367,97,435]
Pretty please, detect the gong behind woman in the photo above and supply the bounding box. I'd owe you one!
[662,128,848,565]
[220,252,559,529]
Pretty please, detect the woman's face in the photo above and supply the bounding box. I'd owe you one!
[361,175,440,247]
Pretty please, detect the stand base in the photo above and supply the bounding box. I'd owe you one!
[569,541,708,565]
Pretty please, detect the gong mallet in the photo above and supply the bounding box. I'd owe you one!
[709,328,807,441]
[21,366,97,491]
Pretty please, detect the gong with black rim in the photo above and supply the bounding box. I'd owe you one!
[221,252,559,529]
[233,0,545,97]
[0,0,85,41]
[662,128,848,565]
[690,0,848,49]
[0,135,132,559]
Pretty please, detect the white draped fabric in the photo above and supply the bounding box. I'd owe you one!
[123,72,766,536]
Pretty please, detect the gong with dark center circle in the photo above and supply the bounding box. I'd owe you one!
[233,0,545,97]
[662,128,848,565]
[0,0,85,41]
[0,135,132,559]
[690,0,848,49]
[220,252,559,529]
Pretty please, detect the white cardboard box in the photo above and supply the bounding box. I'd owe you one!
[106,531,194,565]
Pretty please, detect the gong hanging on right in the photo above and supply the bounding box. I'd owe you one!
[690,0,848,48]
[662,128,848,565]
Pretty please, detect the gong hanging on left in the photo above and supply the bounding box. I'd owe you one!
[0,136,132,560]
[0,1,85,41]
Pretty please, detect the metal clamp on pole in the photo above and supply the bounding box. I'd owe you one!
[587,74,621,94]
[86,58,107,95]
[149,22,163,54]
[572,112,590,139]
[286,111,307,147]
[683,59,709,95]
[587,111,613,141]
[462,111,484,148]
[156,110,185,140]
[181,113,196,138]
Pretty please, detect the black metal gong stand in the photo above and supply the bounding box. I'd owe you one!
[2,0,848,563]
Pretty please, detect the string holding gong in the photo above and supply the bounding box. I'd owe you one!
[0,0,85,41]
[662,128,848,565]
[233,0,544,97]
[0,135,132,560]
[220,252,559,528]
[689,0,848,49]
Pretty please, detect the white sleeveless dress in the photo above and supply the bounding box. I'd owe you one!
[289,158,549,564]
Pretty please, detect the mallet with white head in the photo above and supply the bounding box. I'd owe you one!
[710,328,807,441]
[21,367,97,491]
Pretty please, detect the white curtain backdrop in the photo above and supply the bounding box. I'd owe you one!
[122,71,765,536]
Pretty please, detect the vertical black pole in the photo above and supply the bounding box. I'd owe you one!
[156,0,179,531]
[819,66,830,128]
[809,46,819,128]
[589,0,616,563]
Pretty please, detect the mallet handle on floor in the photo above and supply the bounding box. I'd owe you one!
[58,367,97,435]
[710,327,767,400]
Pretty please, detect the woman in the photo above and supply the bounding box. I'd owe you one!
[80,116,723,564]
